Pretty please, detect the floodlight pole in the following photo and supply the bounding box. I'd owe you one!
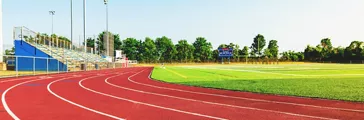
[70,0,73,50]
[83,0,87,53]
[104,0,109,57]
[49,11,55,48]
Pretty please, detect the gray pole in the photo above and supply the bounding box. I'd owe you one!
[104,0,109,57]
[83,0,87,53]
[49,11,55,48]
[94,35,96,54]
[70,0,73,50]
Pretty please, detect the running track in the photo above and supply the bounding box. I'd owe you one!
[0,67,363,120]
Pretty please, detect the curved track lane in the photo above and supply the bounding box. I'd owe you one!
[119,67,364,120]
[1,70,121,120]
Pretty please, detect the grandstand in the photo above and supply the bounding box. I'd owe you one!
[6,26,128,74]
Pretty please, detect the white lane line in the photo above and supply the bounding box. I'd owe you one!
[117,70,336,120]
[143,69,364,113]
[48,73,124,120]
[80,73,227,120]
[2,75,76,120]
[0,71,103,83]
[0,76,39,83]
[182,66,364,77]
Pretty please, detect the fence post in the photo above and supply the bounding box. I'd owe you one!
[16,56,18,77]
[57,60,60,73]
[66,59,68,72]
[33,57,35,75]
[47,57,49,75]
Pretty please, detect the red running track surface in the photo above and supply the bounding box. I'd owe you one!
[0,67,363,120]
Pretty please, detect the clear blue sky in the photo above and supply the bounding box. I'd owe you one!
[2,0,364,52]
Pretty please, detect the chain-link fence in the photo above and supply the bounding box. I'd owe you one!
[0,55,129,78]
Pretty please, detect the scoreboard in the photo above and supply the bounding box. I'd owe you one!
[218,48,233,57]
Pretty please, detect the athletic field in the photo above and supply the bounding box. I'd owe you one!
[152,63,364,102]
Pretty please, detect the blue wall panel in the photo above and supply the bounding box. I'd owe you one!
[14,40,67,71]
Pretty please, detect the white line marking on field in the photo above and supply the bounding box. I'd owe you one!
[182,66,305,76]
[48,74,125,120]
[80,73,226,120]
[144,69,364,113]
[2,76,75,120]
[106,70,336,120]
[181,66,364,77]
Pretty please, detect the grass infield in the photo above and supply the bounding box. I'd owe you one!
[151,64,364,102]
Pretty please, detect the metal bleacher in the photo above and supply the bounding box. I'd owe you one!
[26,40,109,71]
[14,26,120,71]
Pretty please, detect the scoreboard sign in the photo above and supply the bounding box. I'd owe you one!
[218,48,233,57]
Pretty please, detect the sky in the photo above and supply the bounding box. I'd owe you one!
[2,0,364,52]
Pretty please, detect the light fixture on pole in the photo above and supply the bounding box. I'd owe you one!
[104,0,109,57]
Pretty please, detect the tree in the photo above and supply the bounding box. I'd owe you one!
[5,47,15,55]
[228,43,240,61]
[141,37,158,63]
[320,38,333,60]
[267,40,279,58]
[176,40,195,62]
[85,37,95,48]
[193,37,213,62]
[155,36,177,63]
[263,48,272,58]
[280,51,304,61]
[240,46,249,62]
[304,45,315,61]
[250,34,266,57]
[345,41,363,60]
[121,38,139,60]
[240,46,249,57]
[114,34,122,50]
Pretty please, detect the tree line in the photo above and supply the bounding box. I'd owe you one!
[86,32,281,63]
[8,31,364,63]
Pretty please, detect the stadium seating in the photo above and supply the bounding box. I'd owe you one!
[24,40,109,71]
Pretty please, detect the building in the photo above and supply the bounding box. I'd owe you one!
[103,32,114,57]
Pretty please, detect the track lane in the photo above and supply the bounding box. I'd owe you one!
[82,68,314,120]
[3,70,119,120]
[0,72,89,119]
[51,68,211,120]
[123,67,364,119]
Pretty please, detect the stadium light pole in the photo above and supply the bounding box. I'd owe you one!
[70,0,73,50]
[104,0,109,57]
[49,11,55,48]
[83,0,87,53]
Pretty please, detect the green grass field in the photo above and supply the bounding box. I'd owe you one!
[151,64,364,102]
